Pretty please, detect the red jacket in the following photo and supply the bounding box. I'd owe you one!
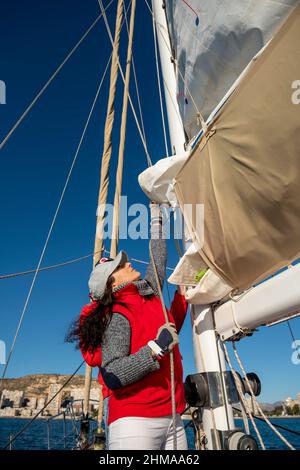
[80,302,111,399]
[106,284,187,425]
[81,284,187,418]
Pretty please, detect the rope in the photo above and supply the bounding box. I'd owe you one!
[232,343,296,450]
[0,63,110,389]
[0,249,175,281]
[0,0,115,151]
[152,8,169,157]
[222,342,266,449]
[98,0,152,167]
[110,0,137,257]
[149,239,177,450]
[93,0,125,267]
[2,361,85,450]
[229,301,252,337]
[84,0,125,434]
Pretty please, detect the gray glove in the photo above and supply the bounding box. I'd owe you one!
[148,322,179,357]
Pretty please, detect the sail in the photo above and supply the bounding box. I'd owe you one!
[165,0,299,141]
[174,3,300,291]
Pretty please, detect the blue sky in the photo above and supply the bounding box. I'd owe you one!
[0,0,299,404]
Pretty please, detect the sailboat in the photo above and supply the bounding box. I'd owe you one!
[139,0,300,451]
[1,0,300,451]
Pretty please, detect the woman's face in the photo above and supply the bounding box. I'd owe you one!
[112,262,141,287]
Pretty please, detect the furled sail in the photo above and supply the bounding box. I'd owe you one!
[174,3,300,292]
[165,0,298,141]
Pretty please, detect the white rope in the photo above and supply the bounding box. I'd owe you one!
[0,0,115,151]
[232,343,296,450]
[240,399,251,435]
[149,239,177,450]
[230,301,251,337]
[152,8,169,157]
[222,342,266,450]
[98,0,153,167]
[0,58,111,386]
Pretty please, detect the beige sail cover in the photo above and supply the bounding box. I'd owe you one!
[174,4,300,290]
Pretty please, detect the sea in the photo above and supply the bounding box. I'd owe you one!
[0,418,300,450]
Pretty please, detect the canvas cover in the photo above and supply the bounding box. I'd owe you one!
[138,153,189,207]
[174,4,300,290]
[165,0,298,140]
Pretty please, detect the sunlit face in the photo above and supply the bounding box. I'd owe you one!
[112,262,141,288]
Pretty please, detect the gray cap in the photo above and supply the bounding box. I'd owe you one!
[88,251,128,300]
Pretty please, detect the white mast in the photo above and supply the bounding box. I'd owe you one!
[152,1,185,155]
[152,0,241,450]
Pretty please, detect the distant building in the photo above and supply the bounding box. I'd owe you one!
[0,376,101,418]
[45,384,62,414]
[37,397,46,411]
[0,407,16,417]
[0,390,24,409]
[285,397,297,408]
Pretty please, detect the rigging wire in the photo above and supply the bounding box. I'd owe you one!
[232,406,300,438]
[0,0,115,152]
[232,342,296,450]
[231,342,296,450]
[0,248,175,281]
[2,361,85,450]
[0,57,112,387]
[98,0,153,167]
[222,342,266,449]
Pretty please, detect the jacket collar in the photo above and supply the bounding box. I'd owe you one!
[113,283,139,298]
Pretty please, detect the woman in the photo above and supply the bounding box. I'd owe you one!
[68,204,188,450]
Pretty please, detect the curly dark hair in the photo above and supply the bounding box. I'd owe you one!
[65,275,116,353]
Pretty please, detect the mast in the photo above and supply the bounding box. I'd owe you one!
[152,0,245,450]
[81,0,125,448]
[152,1,185,155]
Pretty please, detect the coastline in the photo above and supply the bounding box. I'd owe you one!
[2,414,300,421]
[0,415,75,420]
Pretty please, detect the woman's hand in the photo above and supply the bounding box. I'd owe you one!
[148,322,179,357]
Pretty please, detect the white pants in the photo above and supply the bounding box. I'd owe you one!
[108,414,188,450]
